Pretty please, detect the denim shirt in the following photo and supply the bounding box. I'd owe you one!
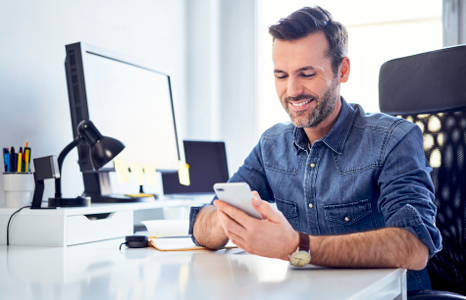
[189,98,442,291]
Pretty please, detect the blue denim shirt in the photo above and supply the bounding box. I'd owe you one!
[189,98,442,291]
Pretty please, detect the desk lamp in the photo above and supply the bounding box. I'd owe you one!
[32,120,125,208]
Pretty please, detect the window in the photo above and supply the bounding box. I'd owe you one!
[257,0,442,136]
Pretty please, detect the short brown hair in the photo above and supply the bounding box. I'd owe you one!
[269,6,348,76]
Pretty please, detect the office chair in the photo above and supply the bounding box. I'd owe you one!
[379,45,466,300]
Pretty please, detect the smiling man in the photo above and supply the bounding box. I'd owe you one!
[189,6,442,292]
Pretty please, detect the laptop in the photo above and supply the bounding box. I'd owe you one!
[161,140,229,198]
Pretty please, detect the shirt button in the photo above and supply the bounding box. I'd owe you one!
[308,203,313,208]
[310,163,315,168]
[344,217,350,222]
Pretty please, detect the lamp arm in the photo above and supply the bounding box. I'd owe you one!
[54,136,81,198]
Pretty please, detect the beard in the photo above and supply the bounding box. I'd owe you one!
[281,80,339,128]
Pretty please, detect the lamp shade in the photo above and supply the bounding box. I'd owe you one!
[77,120,125,170]
[90,137,125,169]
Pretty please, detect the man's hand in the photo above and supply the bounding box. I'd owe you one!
[214,191,299,261]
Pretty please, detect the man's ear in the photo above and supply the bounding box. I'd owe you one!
[339,57,350,83]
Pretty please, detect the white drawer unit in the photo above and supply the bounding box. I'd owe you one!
[0,206,133,246]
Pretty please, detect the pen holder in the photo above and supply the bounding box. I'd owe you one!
[2,173,34,208]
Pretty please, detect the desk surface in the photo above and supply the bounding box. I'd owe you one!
[0,237,406,300]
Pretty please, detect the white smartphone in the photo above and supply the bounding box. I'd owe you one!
[213,182,262,219]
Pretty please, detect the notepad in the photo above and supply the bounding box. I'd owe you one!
[114,160,130,183]
[178,162,191,186]
[144,163,157,186]
[142,220,236,251]
[130,162,145,185]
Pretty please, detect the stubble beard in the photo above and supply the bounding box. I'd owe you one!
[283,81,339,128]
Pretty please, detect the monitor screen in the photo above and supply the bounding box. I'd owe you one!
[162,140,229,195]
[65,42,181,172]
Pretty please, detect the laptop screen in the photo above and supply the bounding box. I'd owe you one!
[162,141,229,195]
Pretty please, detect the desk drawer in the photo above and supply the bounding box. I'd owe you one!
[67,210,133,245]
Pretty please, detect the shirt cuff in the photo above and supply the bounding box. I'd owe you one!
[189,204,208,246]
[386,204,443,258]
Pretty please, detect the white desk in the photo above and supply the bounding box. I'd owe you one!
[0,237,407,300]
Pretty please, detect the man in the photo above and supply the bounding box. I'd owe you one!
[189,6,442,291]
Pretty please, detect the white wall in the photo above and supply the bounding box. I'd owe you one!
[0,0,187,206]
[0,0,258,207]
[185,0,257,176]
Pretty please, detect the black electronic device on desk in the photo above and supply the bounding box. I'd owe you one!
[162,140,229,197]
[64,42,183,203]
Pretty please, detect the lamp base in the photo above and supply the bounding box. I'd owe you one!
[48,196,91,208]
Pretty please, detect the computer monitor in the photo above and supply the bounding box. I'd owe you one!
[162,140,229,196]
[64,42,182,202]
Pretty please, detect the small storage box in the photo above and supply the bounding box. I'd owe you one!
[0,206,133,246]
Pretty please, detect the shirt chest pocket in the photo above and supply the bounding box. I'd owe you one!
[274,197,300,232]
[322,199,376,235]
[333,127,386,175]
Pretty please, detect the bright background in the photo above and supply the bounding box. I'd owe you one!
[257,0,443,136]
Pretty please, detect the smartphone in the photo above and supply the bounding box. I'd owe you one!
[213,182,262,219]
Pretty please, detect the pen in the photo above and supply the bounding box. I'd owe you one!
[29,148,32,172]
[21,148,26,172]
[17,152,22,173]
[10,147,15,172]
[3,148,7,172]
[6,152,10,172]
[19,147,23,173]
[28,147,32,172]
[25,147,31,173]
[14,153,18,172]
[24,143,29,171]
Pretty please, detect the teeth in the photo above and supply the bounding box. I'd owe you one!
[290,99,311,107]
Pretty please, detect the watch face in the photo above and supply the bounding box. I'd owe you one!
[290,251,311,267]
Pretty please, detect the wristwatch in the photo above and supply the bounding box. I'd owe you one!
[289,232,311,267]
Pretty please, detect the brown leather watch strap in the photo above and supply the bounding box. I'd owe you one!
[298,232,310,252]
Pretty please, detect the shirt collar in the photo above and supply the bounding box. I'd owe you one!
[293,97,356,155]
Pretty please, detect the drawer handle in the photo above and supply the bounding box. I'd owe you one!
[84,213,113,220]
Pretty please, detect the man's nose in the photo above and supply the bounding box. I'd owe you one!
[287,77,303,97]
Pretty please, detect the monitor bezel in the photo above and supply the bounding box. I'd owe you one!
[64,41,183,172]
[64,42,183,200]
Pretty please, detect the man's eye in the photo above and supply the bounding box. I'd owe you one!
[275,74,288,79]
[302,73,315,78]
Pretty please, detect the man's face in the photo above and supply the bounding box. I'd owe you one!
[272,32,343,129]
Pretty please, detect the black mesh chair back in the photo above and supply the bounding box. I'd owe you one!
[379,45,466,296]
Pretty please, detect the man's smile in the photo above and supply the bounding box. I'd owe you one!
[290,99,312,107]
[287,97,315,111]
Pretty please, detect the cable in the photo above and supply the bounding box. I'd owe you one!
[6,206,31,246]
[119,242,127,251]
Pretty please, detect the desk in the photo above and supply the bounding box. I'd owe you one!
[0,238,407,300]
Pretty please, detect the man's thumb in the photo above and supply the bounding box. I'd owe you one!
[252,198,280,222]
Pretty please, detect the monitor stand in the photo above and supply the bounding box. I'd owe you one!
[82,171,158,203]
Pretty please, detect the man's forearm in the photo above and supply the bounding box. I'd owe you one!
[193,205,229,250]
[309,227,429,270]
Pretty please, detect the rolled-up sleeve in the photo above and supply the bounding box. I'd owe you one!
[188,204,207,246]
[188,135,274,246]
[378,122,442,258]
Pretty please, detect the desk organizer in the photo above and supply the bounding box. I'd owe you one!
[0,205,133,246]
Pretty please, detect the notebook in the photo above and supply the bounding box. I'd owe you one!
[142,220,236,251]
